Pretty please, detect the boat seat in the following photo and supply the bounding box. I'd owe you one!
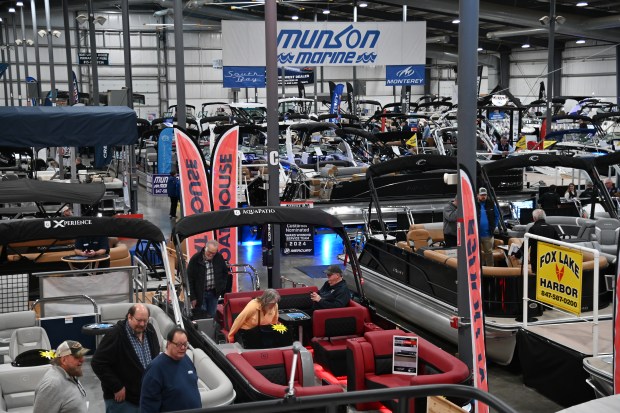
[590,218,620,253]
[409,223,444,245]
[406,229,432,251]
[0,311,36,364]
[346,329,470,412]
[311,306,375,376]
[226,348,344,398]
[186,347,235,407]
[0,365,51,412]
[8,327,51,362]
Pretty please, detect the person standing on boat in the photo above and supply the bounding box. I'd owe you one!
[538,185,561,210]
[311,265,351,310]
[443,197,458,247]
[140,328,201,413]
[564,183,578,201]
[33,340,89,413]
[492,135,515,158]
[188,239,231,318]
[476,188,500,267]
[514,208,560,266]
[91,304,160,413]
[167,170,180,219]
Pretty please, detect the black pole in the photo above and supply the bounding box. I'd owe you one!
[265,0,281,288]
[62,0,74,106]
[30,0,42,95]
[544,0,555,137]
[11,15,22,106]
[87,0,99,106]
[4,21,14,106]
[456,0,479,372]
[0,21,8,106]
[173,0,186,127]
[43,0,55,98]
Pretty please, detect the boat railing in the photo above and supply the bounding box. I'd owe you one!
[522,234,603,355]
[280,276,307,289]
[179,383,517,413]
[229,263,260,292]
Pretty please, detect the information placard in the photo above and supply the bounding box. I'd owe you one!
[392,335,418,375]
[281,201,314,255]
[147,174,169,196]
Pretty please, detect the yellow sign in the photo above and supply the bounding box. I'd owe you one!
[535,241,583,315]
[406,135,418,148]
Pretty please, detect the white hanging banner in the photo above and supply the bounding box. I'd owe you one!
[222,21,426,67]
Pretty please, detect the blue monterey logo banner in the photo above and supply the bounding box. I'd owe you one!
[223,66,266,88]
[385,65,425,86]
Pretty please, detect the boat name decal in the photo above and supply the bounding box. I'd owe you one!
[44,219,92,229]
[528,155,539,162]
[234,208,276,216]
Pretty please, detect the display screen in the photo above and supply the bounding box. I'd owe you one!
[512,199,535,219]
[286,312,307,320]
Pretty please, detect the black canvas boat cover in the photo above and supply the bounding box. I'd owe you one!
[173,207,344,241]
[0,180,106,204]
[0,217,164,243]
[0,106,137,147]
[335,127,375,140]
[366,154,458,179]
[591,151,620,169]
[288,122,337,134]
[483,154,592,174]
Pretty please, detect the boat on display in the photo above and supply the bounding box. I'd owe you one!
[170,206,475,408]
[353,153,618,366]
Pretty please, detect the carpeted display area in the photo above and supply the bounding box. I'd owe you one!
[295,264,333,279]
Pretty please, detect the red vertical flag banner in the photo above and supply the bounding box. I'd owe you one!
[460,170,489,413]
[614,245,620,394]
[175,129,213,258]
[211,126,239,292]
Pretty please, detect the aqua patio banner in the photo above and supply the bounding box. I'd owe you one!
[222,21,426,67]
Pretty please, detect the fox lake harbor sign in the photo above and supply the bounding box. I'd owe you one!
[222,21,426,87]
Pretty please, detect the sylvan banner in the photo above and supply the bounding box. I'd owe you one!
[222,21,426,67]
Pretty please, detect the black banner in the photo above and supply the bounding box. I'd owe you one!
[281,223,314,255]
[277,67,314,86]
[78,52,109,66]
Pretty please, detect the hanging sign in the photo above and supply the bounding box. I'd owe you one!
[78,52,109,66]
[223,66,266,88]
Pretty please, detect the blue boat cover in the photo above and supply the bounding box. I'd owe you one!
[0,106,138,147]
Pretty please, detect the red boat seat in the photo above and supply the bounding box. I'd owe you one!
[226,349,344,398]
[311,305,376,376]
[347,329,470,411]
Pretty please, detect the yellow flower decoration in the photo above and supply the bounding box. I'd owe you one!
[40,350,56,359]
[272,323,288,334]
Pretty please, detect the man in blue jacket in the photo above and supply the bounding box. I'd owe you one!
[167,170,180,219]
[476,187,500,267]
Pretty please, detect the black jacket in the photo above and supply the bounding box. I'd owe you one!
[91,319,160,405]
[187,247,231,307]
[313,279,350,310]
[516,219,561,264]
[539,191,561,209]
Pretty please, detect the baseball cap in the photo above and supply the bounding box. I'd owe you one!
[55,340,90,358]
[478,187,488,195]
[323,265,343,276]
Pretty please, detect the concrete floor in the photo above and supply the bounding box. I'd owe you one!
[131,185,566,412]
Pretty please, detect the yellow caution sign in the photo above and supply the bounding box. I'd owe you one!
[406,134,417,148]
[535,241,583,315]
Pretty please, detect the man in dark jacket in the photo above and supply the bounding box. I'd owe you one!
[188,239,231,317]
[476,187,500,267]
[515,208,561,267]
[310,265,350,310]
[539,185,561,209]
[91,303,160,413]
[167,170,180,219]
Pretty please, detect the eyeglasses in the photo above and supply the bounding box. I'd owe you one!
[205,250,217,256]
[131,316,149,324]
[171,341,189,349]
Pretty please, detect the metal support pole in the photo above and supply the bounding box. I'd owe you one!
[265,0,281,288]
[18,5,29,84]
[544,0,556,137]
[87,0,99,106]
[44,0,55,98]
[63,0,74,106]
[173,0,186,127]
[456,0,479,372]
[31,0,41,91]
[11,16,22,106]
[0,21,8,106]
[3,21,14,106]
[121,0,138,213]
[617,45,620,107]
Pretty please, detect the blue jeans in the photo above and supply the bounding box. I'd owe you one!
[201,289,218,317]
[105,399,139,413]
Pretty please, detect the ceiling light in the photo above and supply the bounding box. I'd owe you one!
[26,39,34,46]
[52,30,62,38]
[521,43,530,48]
[322,9,330,14]
[15,39,22,45]
[358,2,368,7]
[75,14,88,25]
[94,16,107,25]
[291,14,299,20]
[575,39,586,44]
[8,7,15,13]
[452,19,460,24]
[477,47,483,51]
[38,29,46,37]
[16,1,23,6]
[576,2,588,6]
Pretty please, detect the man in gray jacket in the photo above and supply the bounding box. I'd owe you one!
[443,197,458,247]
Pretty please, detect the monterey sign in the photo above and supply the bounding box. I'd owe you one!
[222,21,426,68]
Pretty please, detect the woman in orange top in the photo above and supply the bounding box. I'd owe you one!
[228,289,280,343]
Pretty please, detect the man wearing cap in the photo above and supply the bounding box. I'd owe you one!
[91,303,160,413]
[140,327,201,413]
[33,340,89,413]
[310,265,351,310]
[443,197,458,247]
[476,187,500,267]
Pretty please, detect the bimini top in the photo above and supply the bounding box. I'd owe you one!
[592,151,620,170]
[173,207,344,241]
[0,180,106,205]
[0,106,138,147]
[366,154,459,180]
[482,153,593,174]
[0,217,164,244]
